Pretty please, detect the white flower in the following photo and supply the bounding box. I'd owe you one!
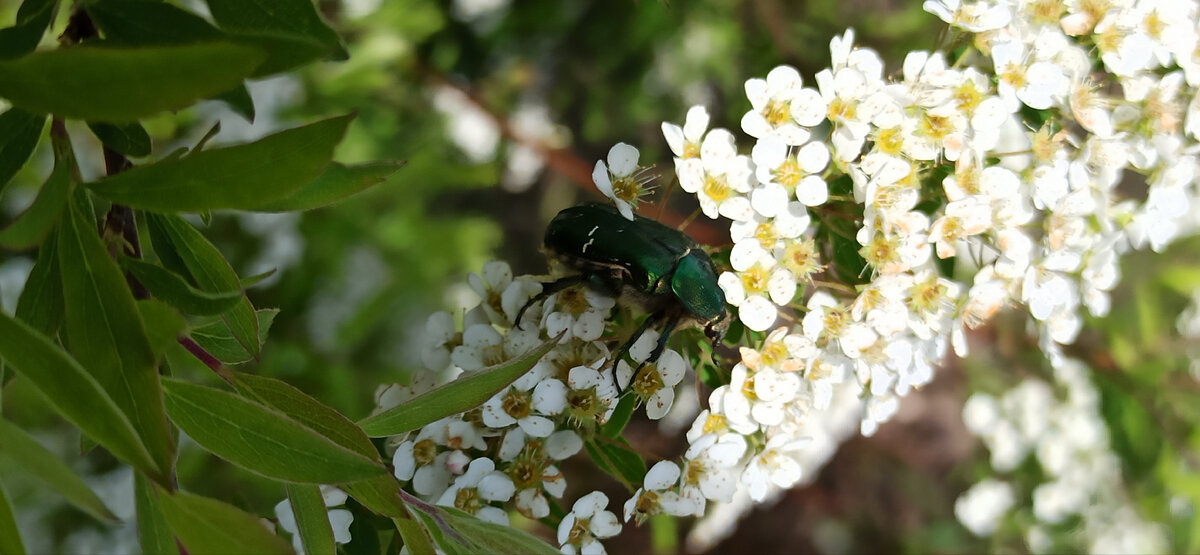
[678,129,756,220]
[482,363,557,437]
[741,434,811,501]
[955,479,1014,536]
[468,261,514,326]
[545,288,616,342]
[681,433,746,503]
[558,491,621,555]
[593,143,648,220]
[741,65,813,145]
[663,105,710,159]
[617,338,687,420]
[624,461,703,522]
[436,458,515,526]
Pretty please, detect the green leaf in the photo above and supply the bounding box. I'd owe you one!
[394,516,436,555]
[88,114,353,211]
[13,227,62,337]
[229,372,379,461]
[0,42,266,121]
[157,489,292,555]
[205,0,348,70]
[0,107,45,195]
[600,394,635,438]
[134,473,179,555]
[426,506,559,555]
[287,484,336,555]
[146,213,261,359]
[121,257,243,316]
[213,84,256,122]
[162,378,387,483]
[342,475,407,519]
[240,268,277,289]
[188,309,277,364]
[136,299,187,364]
[0,0,57,60]
[0,311,160,480]
[87,121,152,157]
[85,0,256,120]
[0,158,70,250]
[0,418,118,522]
[358,334,561,437]
[58,194,173,478]
[584,437,645,488]
[254,161,405,212]
[0,481,24,555]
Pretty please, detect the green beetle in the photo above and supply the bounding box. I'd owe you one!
[518,203,728,387]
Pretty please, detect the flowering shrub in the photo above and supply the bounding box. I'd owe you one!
[2,0,1199,554]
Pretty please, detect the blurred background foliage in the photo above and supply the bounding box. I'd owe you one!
[1,0,1198,553]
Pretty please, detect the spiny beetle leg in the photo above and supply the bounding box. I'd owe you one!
[629,312,682,392]
[611,310,663,391]
[514,274,587,330]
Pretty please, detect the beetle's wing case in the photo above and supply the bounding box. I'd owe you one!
[544,204,693,294]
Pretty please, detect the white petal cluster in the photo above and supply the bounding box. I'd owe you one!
[274,486,354,555]
[958,358,1168,553]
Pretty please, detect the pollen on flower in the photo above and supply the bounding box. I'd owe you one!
[1142,10,1163,39]
[413,439,437,466]
[952,80,984,112]
[567,387,604,422]
[508,459,541,490]
[702,413,727,434]
[566,517,590,544]
[740,373,759,401]
[682,141,701,159]
[631,364,665,397]
[999,63,1026,89]
[770,156,804,188]
[739,265,770,294]
[682,459,705,486]
[759,341,789,369]
[1030,0,1066,24]
[502,389,532,419]
[762,99,791,126]
[827,96,856,123]
[782,238,822,280]
[702,174,732,202]
[861,233,900,269]
[918,113,953,140]
[754,222,778,249]
[875,127,904,155]
[455,487,481,513]
[612,176,641,203]
[557,288,589,315]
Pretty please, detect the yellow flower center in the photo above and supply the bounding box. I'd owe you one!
[739,265,770,295]
[755,222,778,249]
[682,141,701,159]
[413,438,437,466]
[828,97,855,122]
[612,176,640,203]
[771,157,803,189]
[558,288,590,315]
[1031,0,1066,24]
[763,99,790,126]
[631,363,665,397]
[702,413,727,434]
[454,488,481,513]
[702,174,732,202]
[781,238,821,280]
[952,80,984,112]
[502,389,531,419]
[875,127,903,155]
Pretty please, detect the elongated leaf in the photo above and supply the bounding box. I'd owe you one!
[87,122,151,157]
[134,473,179,555]
[394,516,436,555]
[342,475,407,518]
[14,227,62,336]
[85,0,255,119]
[0,311,160,479]
[88,115,354,211]
[287,484,335,555]
[122,257,242,315]
[0,107,44,195]
[0,481,23,555]
[58,194,173,477]
[0,0,57,60]
[0,158,69,250]
[137,299,187,364]
[410,504,557,555]
[229,372,378,460]
[146,213,260,359]
[0,42,265,121]
[188,309,277,364]
[0,418,117,522]
[205,0,347,66]
[254,161,405,212]
[358,335,560,437]
[585,437,645,488]
[240,268,277,289]
[157,489,291,555]
[162,378,386,483]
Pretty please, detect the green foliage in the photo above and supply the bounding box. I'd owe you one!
[0,481,23,555]
[161,377,387,483]
[133,473,179,555]
[0,418,117,522]
[287,484,337,555]
[0,108,44,196]
[358,335,561,437]
[0,157,68,250]
[156,489,293,555]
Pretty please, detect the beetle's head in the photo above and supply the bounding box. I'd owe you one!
[704,309,729,347]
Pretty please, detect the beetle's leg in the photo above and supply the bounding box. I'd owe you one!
[610,310,663,390]
[629,312,682,390]
[514,274,588,330]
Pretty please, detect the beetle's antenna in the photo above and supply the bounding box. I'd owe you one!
[677,207,702,233]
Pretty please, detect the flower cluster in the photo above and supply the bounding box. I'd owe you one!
[276,1,1200,551]
[957,358,1168,553]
